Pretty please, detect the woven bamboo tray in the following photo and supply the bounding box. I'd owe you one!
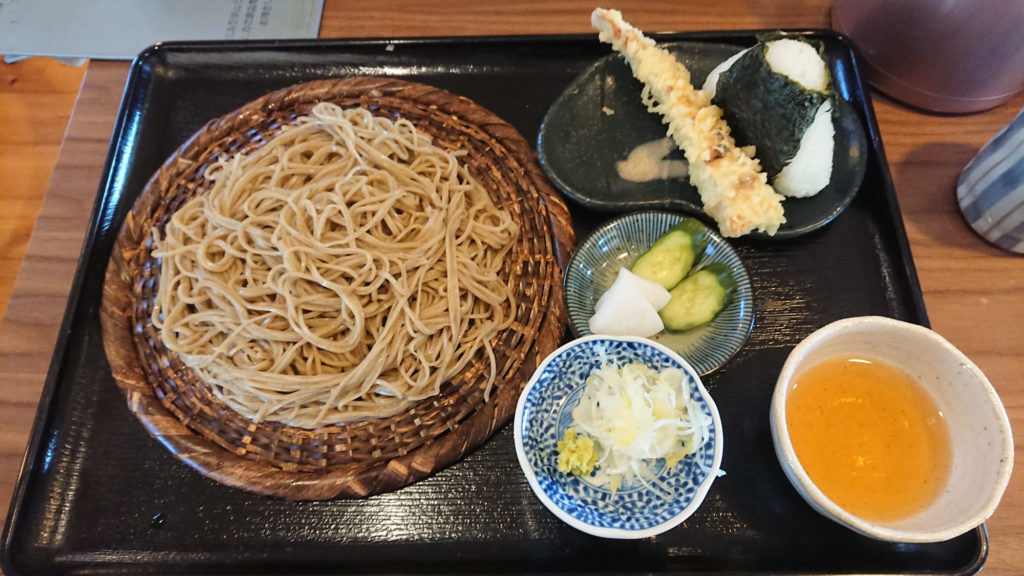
[100,77,574,500]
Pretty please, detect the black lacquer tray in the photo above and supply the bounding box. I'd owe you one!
[2,33,986,575]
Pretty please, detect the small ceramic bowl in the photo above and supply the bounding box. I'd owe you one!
[770,316,1014,543]
[563,211,754,376]
[514,335,723,539]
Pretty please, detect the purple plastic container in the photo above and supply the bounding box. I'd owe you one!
[832,0,1024,114]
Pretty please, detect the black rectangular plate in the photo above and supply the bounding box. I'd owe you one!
[2,33,986,575]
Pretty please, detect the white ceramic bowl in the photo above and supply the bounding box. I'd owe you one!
[770,316,1014,543]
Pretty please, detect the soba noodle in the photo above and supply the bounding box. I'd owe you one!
[151,102,520,429]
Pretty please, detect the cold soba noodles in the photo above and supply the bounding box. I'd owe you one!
[151,102,520,429]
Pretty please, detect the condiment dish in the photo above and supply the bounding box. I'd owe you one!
[563,211,754,376]
[770,316,1014,543]
[514,335,723,539]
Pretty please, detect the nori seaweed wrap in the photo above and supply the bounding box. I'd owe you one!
[705,36,835,198]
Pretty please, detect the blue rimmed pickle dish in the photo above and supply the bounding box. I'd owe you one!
[513,335,724,539]
[564,211,754,376]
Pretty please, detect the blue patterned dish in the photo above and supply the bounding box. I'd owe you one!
[514,335,723,539]
[564,211,754,375]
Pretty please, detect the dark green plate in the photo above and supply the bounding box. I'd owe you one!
[537,40,869,239]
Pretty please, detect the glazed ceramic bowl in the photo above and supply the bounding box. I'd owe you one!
[770,316,1014,543]
[563,211,754,376]
[514,335,723,539]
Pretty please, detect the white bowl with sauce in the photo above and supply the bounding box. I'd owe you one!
[770,316,1014,543]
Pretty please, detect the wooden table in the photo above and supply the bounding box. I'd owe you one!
[2,1,1021,573]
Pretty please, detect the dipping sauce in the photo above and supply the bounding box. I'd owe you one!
[615,137,688,183]
[786,356,952,522]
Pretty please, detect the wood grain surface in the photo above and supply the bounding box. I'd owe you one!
[1,0,1022,573]
[0,58,84,323]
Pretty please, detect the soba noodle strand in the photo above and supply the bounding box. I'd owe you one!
[151,102,519,428]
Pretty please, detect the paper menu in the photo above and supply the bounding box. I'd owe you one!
[0,0,324,62]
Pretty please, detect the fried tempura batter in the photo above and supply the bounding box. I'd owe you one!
[592,8,786,237]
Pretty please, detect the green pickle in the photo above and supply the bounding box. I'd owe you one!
[659,262,737,332]
[630,219,709,289]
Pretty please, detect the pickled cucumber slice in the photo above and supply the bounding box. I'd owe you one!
[659,263,737,332]
[630,219,709,289]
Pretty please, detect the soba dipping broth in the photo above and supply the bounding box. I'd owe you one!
[785,355,953,522]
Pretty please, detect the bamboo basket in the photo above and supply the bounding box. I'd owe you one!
[100,77,574,499]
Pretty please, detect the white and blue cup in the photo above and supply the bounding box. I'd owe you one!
[957,106,1024,254]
